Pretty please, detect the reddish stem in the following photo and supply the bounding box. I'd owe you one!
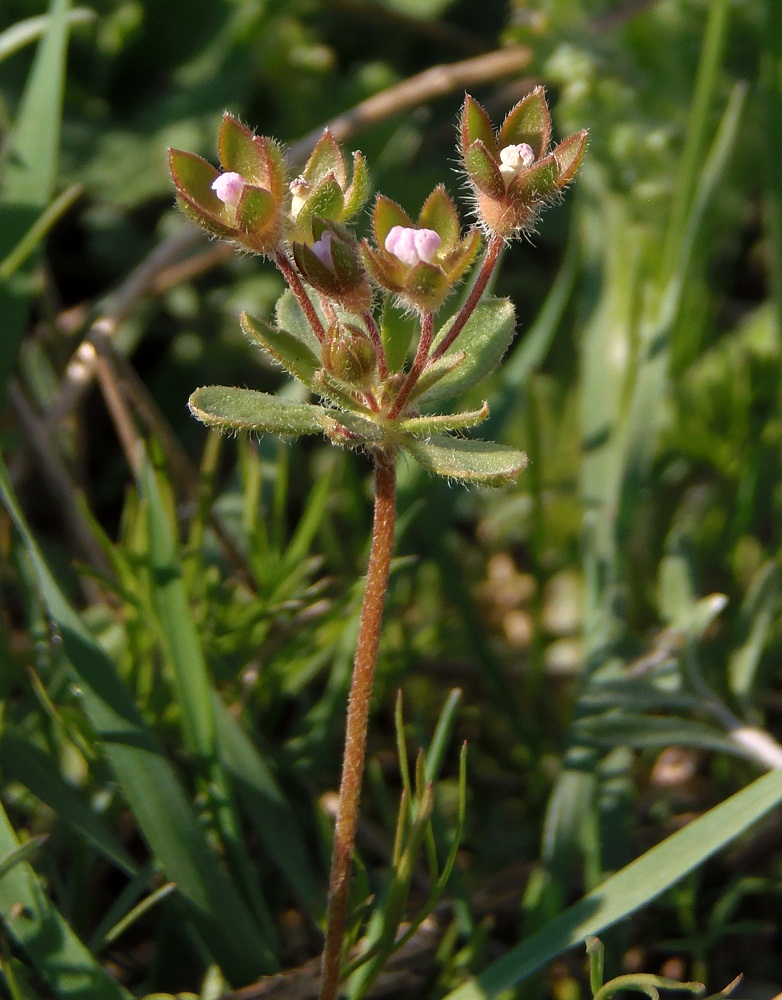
[385,311,434,420]
[275,250,327,343]
[428,232,504,363]
[319,454,397,1000]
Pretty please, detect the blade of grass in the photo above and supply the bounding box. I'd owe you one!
[0,8,94,64]
[444,766,782,1000]
[140,448,279,954]
[0,836,48,879]
[0,727,137,877]
[0,0,70,399]
[214,696,325,919]
[0,801,131,1000]
[660,0,730,280]
[0,184,83,281]
[0,451,275,984]
[141,452,216,763]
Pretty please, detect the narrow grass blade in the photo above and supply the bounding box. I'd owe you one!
[763,1,782,332]
[0,452,275,984]
[0,184,83,281]
[0,0,70,398]
[0,802,131,1000]
[0,836,48,879]
[444,767,782,1000]
[141,454,216,762]
[214,697,325,918]
[0,9,94,63]
[0,728,136,877]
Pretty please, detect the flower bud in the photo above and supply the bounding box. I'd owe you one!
[323,323,377,389]
[362,186,480,313]
[459,89,587,238]
[286,131,370,243]
[169,113,287,254]
[292,220,372,312]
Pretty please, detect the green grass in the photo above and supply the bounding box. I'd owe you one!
[1,0,781,998]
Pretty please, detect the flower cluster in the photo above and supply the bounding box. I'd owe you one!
[459,87,587,237]
[169,92,586,485]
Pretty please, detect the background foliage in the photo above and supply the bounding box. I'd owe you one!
[1,0,781,999]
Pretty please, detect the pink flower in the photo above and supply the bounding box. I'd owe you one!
[385,226,441,266]
[311,230,335,270]
[211,171,246,207]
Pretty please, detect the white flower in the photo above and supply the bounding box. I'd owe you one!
[498,143,535,184]
[289,176,311,218]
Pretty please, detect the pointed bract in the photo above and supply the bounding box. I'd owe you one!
[460,95,498,157]
[498,87,551,160]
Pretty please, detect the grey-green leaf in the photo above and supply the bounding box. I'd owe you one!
[275,287,326,353]
[189,386,324,437]
[401,402,490,436]
[419,298,516,404]
[404,435,528,485]
[240,311,322,386]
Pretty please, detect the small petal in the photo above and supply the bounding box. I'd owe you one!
[311,230,335,269]
[499,143,536,183]
[413,228,441,263]
[212,171,246,207]
[385,226,420,266]
[289,176,311,217]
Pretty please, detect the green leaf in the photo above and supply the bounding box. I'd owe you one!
[189,386,325,436]
[499,86,552,160]
[0,835,48,879]
[235,184,276,233]
[214,699,324,919]
[0,729,136,877]
[571,715,750,758]
[240,311,321,385]
[0,0,70,399]
[0,184,82,281]
[302,130,345,187]
[374,195,413,244]
[460,96,497,156]
[0,9,94,64]
[218,114,268,187]
[275,287,327,352]
[297,174,344,228]
[421,298,516,404]
[401,402,489,435]
[0,802,131,1000]
[0,454,273,984]
[464,141,505,198]
[141,457,217,763]
[553,130,588,186]
[343,151,370,219]
[418,185,460,248]
[509,155,559,203]
[443,767,782,1000]
[409,348,466,400]
[405,435,528,485]
[168,149,228,222]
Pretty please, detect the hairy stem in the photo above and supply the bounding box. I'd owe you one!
[363,310,389,381]
[275,250,327,343]
[386,311,434,419]
[319,453,397,1000]
[429,232,504,363]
